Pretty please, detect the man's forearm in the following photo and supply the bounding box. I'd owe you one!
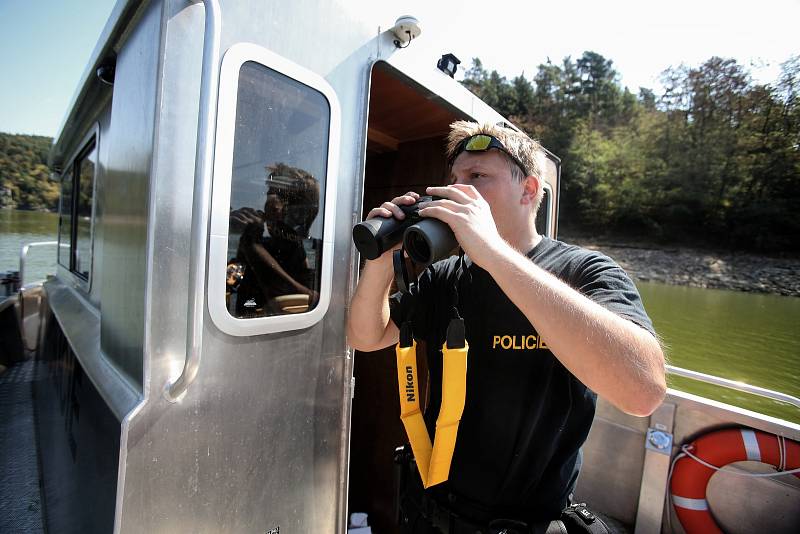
[346,258,399,351]
[484,241,666,416]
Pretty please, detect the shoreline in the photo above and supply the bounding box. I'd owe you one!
[564,236,800,298]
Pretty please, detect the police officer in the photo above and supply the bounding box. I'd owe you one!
[347,121,666,533]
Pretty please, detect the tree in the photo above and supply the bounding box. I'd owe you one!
[511,74,535,119]
[460,53,800,251]
[639,88,657,110]
[0,133,58,211]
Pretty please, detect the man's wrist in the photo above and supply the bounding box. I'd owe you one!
[361,254,395,288]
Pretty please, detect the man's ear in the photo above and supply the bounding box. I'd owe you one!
[520,175,541,206]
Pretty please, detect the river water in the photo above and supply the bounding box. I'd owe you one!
[638,281,799,423]
[2,209,799,422]
[0,209,59,284]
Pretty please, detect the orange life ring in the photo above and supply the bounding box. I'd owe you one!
[670,428,800,534]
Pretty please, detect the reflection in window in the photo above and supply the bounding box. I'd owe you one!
[535,187,550,236]
[226,61,330,319]
[75,143,96,278]
[57,136,97,280]
[58,168,73,269]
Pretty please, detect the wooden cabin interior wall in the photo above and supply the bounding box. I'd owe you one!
[348,63,462,533]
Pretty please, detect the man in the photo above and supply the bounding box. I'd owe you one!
[347,121,666,532]
[228,164,320,317]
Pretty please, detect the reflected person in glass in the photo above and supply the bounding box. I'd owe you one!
[228,163,320,317]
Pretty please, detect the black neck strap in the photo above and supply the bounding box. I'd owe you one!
[393,248,414,295]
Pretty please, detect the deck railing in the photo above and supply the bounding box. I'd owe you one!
[667,364,800,409]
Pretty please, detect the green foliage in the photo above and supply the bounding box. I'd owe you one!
[460,52,800,252]
[0,133,58,211]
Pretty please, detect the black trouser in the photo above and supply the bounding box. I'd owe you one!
[394,446,611,534]
[394,446,551,534]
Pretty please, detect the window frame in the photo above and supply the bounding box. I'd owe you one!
[57,123,99,288]
[57,167,74,271]
[538,183,553,238]
[207,43,341,336]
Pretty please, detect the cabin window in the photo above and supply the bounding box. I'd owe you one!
[207,43,341,336]
[57,167,74,269]
[74,141,96,278]
[57,134,97,281]
[224,61,329,319]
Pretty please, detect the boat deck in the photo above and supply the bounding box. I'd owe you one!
[0,359,45,533]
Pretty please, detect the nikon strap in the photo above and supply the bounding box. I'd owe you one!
[396,318,468,488]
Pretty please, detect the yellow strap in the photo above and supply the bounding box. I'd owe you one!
[396,341,432,487]
[428,341,468,486]
[396,340,469,488]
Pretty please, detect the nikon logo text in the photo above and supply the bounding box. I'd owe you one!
[492,335,548,350]
[405,366,415,402]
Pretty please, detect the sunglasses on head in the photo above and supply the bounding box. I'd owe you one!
[450,134,528,176]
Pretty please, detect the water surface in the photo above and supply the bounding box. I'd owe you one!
[637,281,800,423]
[0,209,58,283]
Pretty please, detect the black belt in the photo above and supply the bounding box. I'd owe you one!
[417,490,547,534]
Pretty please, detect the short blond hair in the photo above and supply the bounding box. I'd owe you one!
[446,121,546,211]
[446,121,544,181]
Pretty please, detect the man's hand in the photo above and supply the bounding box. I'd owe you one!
[364,191,420,268]
[419,185,504,268]
[230,207,265,233]
[346,191,420,352]
[366,191,420,221]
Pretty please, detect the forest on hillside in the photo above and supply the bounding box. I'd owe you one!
[461,53,800,252]
[0,133,58,211]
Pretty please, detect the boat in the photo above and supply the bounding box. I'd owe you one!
[1,1,798,532]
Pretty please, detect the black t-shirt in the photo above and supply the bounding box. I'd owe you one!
[390,237,654,523]
[235,221,311,316]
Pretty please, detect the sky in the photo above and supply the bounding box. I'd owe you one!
[1,0,798,137]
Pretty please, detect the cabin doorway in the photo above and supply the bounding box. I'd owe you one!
[347,61,467,533]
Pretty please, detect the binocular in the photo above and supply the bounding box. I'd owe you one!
[352,196,458,266]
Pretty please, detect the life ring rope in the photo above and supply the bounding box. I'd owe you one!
[668,428,800,534]
[678,440,800,477]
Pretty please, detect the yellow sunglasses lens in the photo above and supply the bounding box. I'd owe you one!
[464,135,493,151]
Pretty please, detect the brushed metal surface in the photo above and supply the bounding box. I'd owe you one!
[576,399,647,526]
[115,0,203,530]
[164,0,220,402]
[116,1,361,532]
[98,0,162,390]
[45,278,141,421]
[634,403,675,534]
